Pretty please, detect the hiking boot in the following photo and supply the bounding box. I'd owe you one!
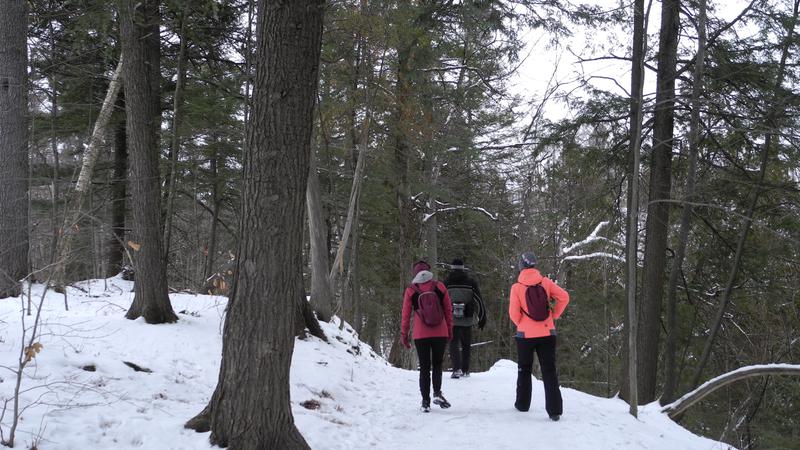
[549,414,561,421]
[451,369,462,379]
[421,399,431,413]
[462,372,470,378]
[433,392,451,409]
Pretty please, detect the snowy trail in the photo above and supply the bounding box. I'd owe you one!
[293,347,729,450]
[0,277,731,450]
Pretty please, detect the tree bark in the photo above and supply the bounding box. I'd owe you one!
[185,1,324,448]
[620,0,647,416]
[202,148,221,283]
[307,147,335,321]
[392,42,416,296]
[329,93,372,284]
[0,0,29,299]
[118,0,177,323]
[663,365,800,420]
[163,5,189,262]
[662,0,707,405]
[107,107,128,277]
[53,57,124,289]
[48,37,60,266]
[689,0,799,389]
[638,0,680,404]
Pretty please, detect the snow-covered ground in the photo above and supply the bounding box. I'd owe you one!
[0,276,732,449]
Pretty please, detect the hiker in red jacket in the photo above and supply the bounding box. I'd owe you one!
[401,260,454,412]
[508,251,570,421]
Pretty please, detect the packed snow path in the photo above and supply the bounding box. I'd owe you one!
[0,277,729,449]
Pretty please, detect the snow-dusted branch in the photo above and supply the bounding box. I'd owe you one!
[423,205,498,222]
[557,221,625,265]
[562,252,625,263]
[560,221,623,255]
[662,364,800,419]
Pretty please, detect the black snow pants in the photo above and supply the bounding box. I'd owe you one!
[515,334,563,416]
[449,325,472,373]
[415,337,448,402]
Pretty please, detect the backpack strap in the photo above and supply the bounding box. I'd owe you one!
[410,283,444,311]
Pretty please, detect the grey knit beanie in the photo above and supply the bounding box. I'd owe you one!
[518,252,537,270]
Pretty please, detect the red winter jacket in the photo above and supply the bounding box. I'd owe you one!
[401,280,453,341]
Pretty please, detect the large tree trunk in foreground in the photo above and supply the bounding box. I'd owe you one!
[638,0,679,404]
[185,1,325,448]
[0,0,29,299]
[118,0,177,323]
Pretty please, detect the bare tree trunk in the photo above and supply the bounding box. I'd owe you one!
[52,58,124,290]
[329,112,371,284]
[328,63,376,287]
[690,0,799,389]
[392,42,417,296]
[621,0,647,416]
[163,5,189,262]
[0,0,29,299]
[348,224,363,332]
[203,149,221,283]
[118,0,177,323]
[422,123,439,266]
[307,147,335,321]
[185,1,324,448]
[638,0,680,404]
[107,104,127,277]
[662,0,707,405]
[48,35,60,265]
[664,365,800,419]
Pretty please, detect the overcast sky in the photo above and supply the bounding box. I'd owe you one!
[511,0,757,123]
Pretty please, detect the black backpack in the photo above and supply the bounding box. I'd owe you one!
[521,283,550,321]
[411,284,445,326]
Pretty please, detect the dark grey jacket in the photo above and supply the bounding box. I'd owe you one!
[443,269,486,328]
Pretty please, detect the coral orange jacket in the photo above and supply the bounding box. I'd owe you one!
[508,268,570,338]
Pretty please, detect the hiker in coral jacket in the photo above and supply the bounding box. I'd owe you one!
[508,251,570,421]
[401,260,454,412]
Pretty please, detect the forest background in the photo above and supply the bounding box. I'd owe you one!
[0,0,798,448]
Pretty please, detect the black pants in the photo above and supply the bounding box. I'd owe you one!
[449,325,472,373]
[415,337,447,402]
[515,335,563,416]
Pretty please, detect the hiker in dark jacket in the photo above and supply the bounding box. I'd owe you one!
[508,251,569,421]
[444,258,486,378]
[401,260,453,412]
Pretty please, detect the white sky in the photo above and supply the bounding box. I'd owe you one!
[511,0,759,123]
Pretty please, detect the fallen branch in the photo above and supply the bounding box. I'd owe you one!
[662,364,800,420]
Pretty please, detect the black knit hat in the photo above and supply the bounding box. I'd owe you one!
[518,252,537,270]
[450,258,465,270]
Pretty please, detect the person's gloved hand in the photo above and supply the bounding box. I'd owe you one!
[478,317,487,330]
[402,334,411,349]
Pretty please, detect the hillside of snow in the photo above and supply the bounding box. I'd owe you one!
[0,277,732,449]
